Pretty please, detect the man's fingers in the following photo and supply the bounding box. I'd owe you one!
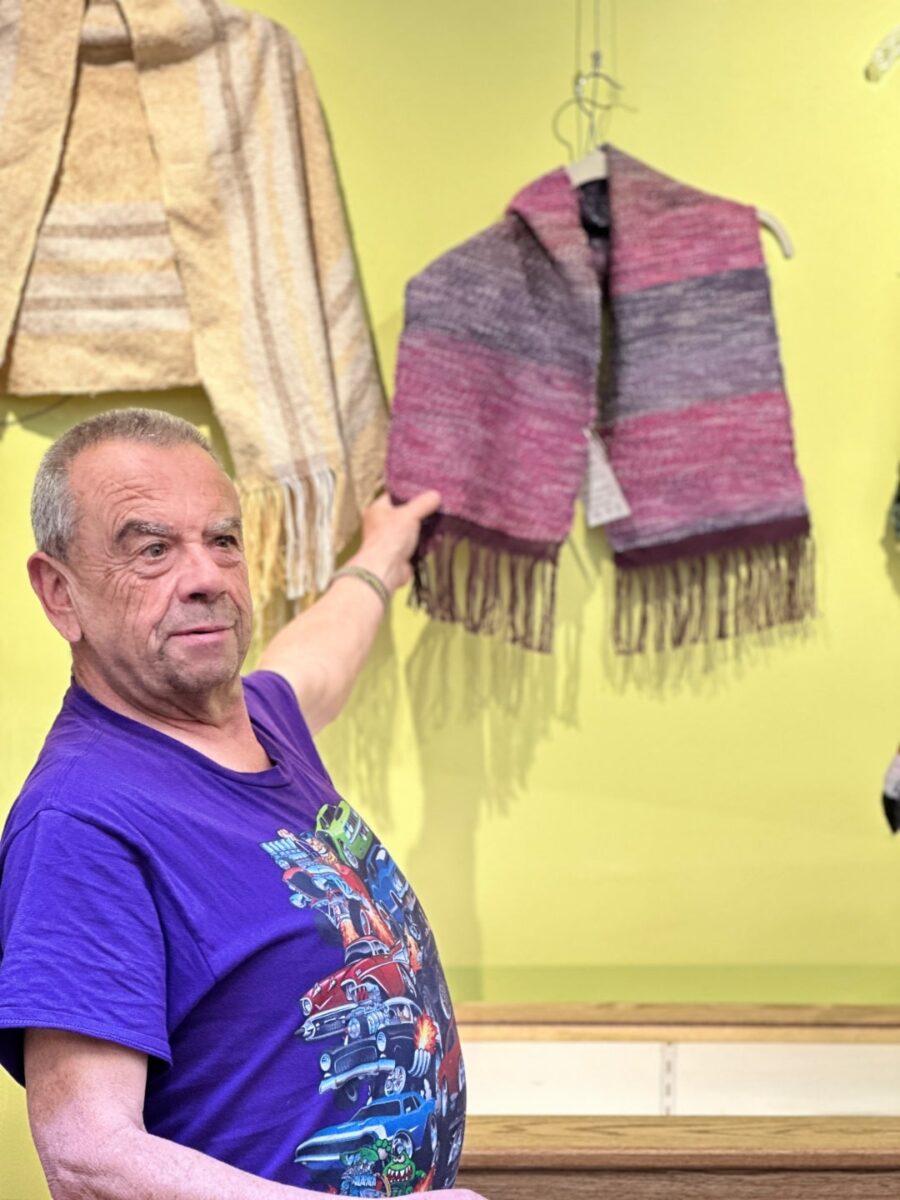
[401,489,442,521]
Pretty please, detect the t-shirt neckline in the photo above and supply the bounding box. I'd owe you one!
[66,675,292,788]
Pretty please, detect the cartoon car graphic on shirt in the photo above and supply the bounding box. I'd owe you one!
[297,940,416,1042]
[294,1092,438,1173]
[316,800,375,871]
[260,831,318,871]
[259,821,464,1184]
[337,1136,427,1197]
[318,997,438,1104]
[435,1021,466,1118]
[266,834,395,952]
[365,845,422,941]
[445,1116,464,1172]
[281,866,373,951]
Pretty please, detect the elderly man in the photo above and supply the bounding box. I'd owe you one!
[0,409,481,1200]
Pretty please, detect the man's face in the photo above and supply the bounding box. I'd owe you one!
[61,439,253,708]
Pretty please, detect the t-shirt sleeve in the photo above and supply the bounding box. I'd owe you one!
[0,808,172,1086]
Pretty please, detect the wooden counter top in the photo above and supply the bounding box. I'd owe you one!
[457,1114,900,1199]
[460,1115,900,1171]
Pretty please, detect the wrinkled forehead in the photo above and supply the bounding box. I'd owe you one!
[69,439,241,538]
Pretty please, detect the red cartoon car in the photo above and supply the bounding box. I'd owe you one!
[435,1022,465,1117]
[298,940,415,1042]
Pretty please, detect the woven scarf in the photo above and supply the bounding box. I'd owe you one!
[0,0,386,612]
[387,146,814,654]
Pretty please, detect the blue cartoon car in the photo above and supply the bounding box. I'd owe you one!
[365,846,422,940]
[294,1092,438,1172]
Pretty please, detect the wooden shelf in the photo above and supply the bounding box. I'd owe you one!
[456,1002,900,1043]
[457,1115,900,1199]
[461,1115,900,1170]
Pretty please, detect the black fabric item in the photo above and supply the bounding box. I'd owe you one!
[883,791,900,834]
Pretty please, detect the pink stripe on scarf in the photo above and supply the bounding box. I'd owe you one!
[604,147,765,294]
[603,391,807,551]
[389,331,590,543]
[611,197,764,294]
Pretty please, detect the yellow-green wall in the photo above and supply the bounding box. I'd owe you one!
[3,2,900,1195]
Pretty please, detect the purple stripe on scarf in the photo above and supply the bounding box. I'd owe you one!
[614,515,811,568]
[406,511,561,563]
[611,268,784,418]
[405,226,598,380]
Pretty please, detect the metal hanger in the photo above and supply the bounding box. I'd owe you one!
[553,1,623,169]
[553,7,793,259]
[553,51,621,175]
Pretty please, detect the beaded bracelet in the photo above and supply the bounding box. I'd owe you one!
[329,565,390,609]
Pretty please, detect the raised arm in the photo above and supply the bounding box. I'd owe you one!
[258,491,441,735]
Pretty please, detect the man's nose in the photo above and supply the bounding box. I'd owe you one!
[176,541,228,602]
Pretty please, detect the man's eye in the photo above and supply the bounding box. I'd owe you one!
[215,535,239,549]
[142,543,167,559]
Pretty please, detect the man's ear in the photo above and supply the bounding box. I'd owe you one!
[27,553,83,644]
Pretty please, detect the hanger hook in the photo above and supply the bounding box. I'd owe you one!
[551,97,578,159]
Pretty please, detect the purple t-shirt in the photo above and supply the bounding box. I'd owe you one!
[0,671,466,1194]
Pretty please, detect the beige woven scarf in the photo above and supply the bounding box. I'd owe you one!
[0,0,387,613]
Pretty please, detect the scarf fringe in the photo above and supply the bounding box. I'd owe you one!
[613,535,816,655]
[411,535,559,654]
[238,469,336,612]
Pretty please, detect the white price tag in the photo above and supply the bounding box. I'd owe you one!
[580,429,631,527]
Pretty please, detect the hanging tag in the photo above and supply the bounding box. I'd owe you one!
[580,429,631,527]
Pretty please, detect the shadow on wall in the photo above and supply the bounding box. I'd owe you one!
[325,515,827,1000]
[318,615,401,830]
[400,611,585,1001]
[0,395,73,442]
[600,599,821,696]
[882,505,900,600]
[326,533,592,819]
[0,388,216,448]
[324,542,592,1001]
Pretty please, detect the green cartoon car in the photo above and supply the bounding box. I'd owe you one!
[316,800,375,870]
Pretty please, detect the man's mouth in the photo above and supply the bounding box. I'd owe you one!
[168,625,232,639]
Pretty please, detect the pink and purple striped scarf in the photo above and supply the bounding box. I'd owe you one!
[387,146,814,654]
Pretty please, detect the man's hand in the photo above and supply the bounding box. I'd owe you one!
[258,490,442,733]
[344,490,441,594]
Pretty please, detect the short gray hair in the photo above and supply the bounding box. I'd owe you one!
[32,408,219,561]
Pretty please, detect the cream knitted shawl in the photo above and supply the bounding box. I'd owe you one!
[0,0,387,612]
